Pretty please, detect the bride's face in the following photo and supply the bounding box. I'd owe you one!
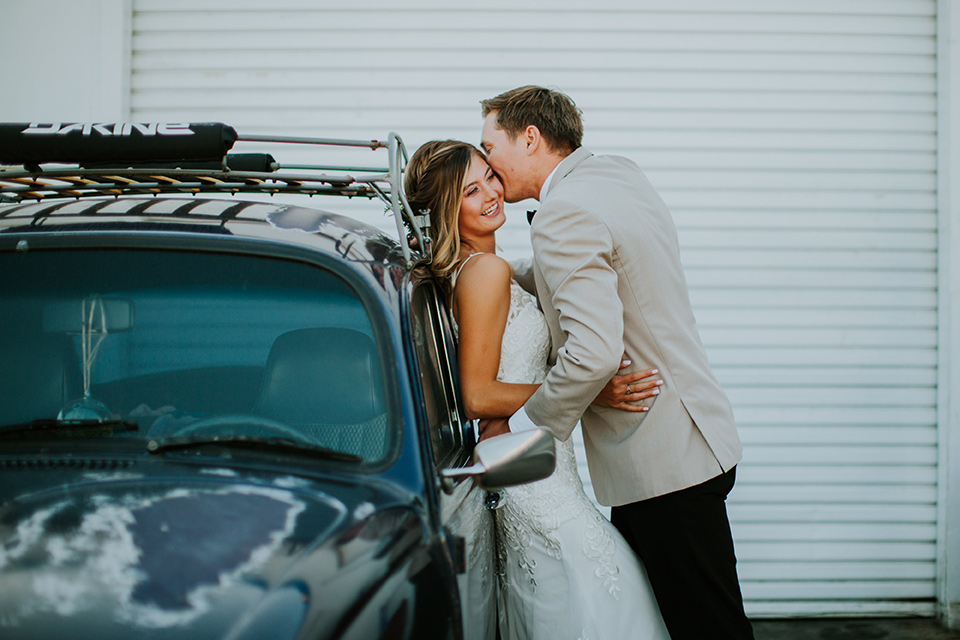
[457,155,505,243]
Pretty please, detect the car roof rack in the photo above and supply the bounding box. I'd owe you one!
[0,122,430,264]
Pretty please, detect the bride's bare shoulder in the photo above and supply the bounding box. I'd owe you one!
[453,254,512,314]
[456,253,511,288]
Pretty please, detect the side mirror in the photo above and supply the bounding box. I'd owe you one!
[440,428,556,490]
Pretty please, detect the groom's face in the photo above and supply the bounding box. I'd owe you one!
[481,112,530,203]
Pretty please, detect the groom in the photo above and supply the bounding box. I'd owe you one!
[479,86,754,640]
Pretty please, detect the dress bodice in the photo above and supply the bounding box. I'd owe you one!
[496,279,552,386]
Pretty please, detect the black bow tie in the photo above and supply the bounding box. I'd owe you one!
[527,210,537,225]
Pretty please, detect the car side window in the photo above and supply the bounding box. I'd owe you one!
[410,281,467,468]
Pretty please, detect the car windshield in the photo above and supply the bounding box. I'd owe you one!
[0,248,394,466]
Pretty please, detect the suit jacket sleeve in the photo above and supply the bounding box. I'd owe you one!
[523,200,625,441]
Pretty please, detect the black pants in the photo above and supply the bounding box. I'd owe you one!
[610,466,754,640]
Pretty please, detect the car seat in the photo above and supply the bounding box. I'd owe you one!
[0,334,82,426]
[254,327,387,459]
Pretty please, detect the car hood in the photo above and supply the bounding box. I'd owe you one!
[0,459,425,639]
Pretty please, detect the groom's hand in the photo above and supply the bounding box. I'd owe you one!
[478,417,511,441]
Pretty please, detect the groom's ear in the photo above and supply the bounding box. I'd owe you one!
[523,125,541,156]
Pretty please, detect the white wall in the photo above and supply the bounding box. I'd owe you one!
[0,0,131,122]
[937,0,960,629]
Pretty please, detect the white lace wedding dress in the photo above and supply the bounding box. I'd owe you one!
[455,256,670,640]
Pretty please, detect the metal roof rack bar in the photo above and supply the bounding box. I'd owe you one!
[239,134,388,150]
[0,123,428,265]
[280,164,390,173]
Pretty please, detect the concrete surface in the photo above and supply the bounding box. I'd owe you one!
[752,618,960,640]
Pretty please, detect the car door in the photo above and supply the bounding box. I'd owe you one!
[409,278,496,640]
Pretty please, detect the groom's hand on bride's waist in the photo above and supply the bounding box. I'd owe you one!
[478,417,511,441]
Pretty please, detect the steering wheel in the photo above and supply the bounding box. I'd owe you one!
[167,414,315,443]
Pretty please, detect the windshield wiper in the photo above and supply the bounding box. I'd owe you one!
[145,434,363,463]
[0,418,139,437]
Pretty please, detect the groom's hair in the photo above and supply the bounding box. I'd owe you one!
[481,85,583,155]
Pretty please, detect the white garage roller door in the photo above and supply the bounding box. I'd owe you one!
[130,0,940,616]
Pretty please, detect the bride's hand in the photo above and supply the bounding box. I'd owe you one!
[593,360,663,412]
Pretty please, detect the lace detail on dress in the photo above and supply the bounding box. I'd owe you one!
[498,439,625,600]
[582,511,622,599]
[497,280,551,386]
[490,278,622,602]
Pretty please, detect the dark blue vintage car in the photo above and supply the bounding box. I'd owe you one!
[0,124,554,639]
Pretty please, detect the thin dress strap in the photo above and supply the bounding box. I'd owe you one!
[451,252,486,289]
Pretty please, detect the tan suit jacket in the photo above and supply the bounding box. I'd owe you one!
[518,147,742,506]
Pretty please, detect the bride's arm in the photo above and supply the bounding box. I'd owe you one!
[454,254,539,420]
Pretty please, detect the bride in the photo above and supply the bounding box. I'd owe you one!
[404,140,671,640]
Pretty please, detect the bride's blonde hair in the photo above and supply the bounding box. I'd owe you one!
[404,140,484,292]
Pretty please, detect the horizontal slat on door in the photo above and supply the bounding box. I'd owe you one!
[738,426,937,446]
